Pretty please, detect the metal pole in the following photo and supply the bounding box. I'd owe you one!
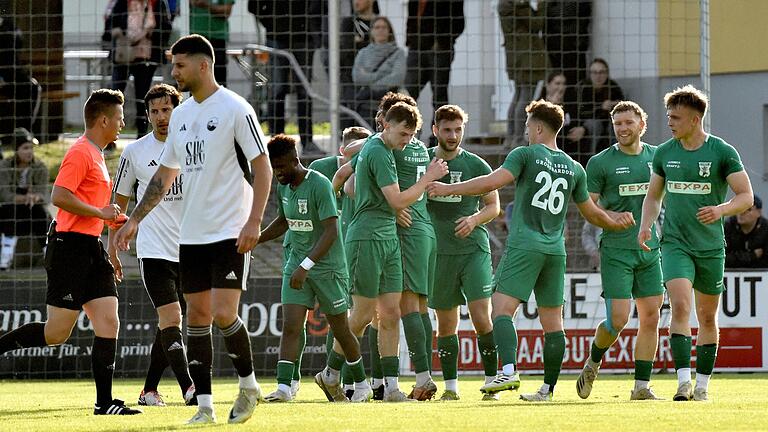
[328,0,341,151]
[700,0,710,131]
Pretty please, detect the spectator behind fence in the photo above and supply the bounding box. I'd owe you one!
[106,0,173,136]
[0,15,39,143]
[0,128,50,270]
[544,0,592,86]
[339,0,378,131]
[534,70,587,163]
[405,0,465,120]
[248,0,324,155]
[190,0,234,86]
[352,17,406,128]
[576,58,624,159]
[498,0,549,148]
[725,195,768,268]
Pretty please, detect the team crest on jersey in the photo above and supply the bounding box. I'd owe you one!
[207,117,219,131]
[699,161,712,177]
[298,199,308,214]
[449,171,462,184]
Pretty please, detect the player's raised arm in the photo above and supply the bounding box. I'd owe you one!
[429,167,513,199]
[381,157,448,211]
[697,170,753,224]
[576,197,635,231]
[333,160,354,193]
[638,172,665,251]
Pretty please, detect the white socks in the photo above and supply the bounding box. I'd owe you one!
[444,379,458,392]
[677,367,692,385]
[696,373,711,390]
[197,394,213,409]
[502,363,516,376]
[239,372,258,389]
[415,371,431,387]
[384,376,399,393]
[634,380,650,391]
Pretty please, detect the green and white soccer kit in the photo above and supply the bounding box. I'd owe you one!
[394,139,436,297]
[427,148,494,310]
[586,143,664,300]
[496,144,590,307]
[278,170,349,315]
[652,135,744,294]
[345,134,402,299]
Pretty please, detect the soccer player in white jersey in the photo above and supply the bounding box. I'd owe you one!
[109,84,195,407]
[115,35,272,424]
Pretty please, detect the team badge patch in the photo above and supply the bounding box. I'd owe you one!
[298,199,308,214]
[698,161,712,177]
[207,117,219,131]
[450,171,462,184]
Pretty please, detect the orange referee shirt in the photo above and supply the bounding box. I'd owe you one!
[53,135,112,236]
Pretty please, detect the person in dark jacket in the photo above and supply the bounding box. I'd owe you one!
[725,195,768,268]
[248,0,324,154]
[576,58,624,159]
[405,0,464,117]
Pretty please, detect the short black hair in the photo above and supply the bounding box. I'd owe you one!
[144,83,183,110]
[171,34,215,61]
[267,134,298,160]
[84,88,124,128]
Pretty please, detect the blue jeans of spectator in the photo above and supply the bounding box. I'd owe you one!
[111,60,157,135]
[265,39,314,148]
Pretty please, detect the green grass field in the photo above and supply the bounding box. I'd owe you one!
[1,374,767,431]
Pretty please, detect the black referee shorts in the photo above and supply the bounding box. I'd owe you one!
[179,239,250,294]
[139,258,185,310]
[45,231,117,311]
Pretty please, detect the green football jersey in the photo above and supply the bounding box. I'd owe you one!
[277,169,347,277]
[308,156,344,213]
[586,143,659,250]
[345,135,399,241]
[427,148,492,254]
[652,134,744,252]
[502,144,589,255]
[394,138,435,238]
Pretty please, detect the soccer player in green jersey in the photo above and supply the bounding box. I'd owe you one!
[316,103,448,402]
[258,134,371,403]
[428,100,633,402]
[426,104,501,401]
[639,85,753,401]
[577,101,664,401]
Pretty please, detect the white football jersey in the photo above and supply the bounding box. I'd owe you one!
[159,87,267,244]
[114,133,183,261]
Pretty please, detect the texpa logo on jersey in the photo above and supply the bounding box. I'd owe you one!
[667,181,711,195]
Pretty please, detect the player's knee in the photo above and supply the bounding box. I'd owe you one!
[697,309,718,329]
[670,301,691,319]
[611,313,629,332]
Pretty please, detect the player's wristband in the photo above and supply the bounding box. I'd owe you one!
[300,257,315,271]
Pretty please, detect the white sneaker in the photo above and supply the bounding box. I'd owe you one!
[187,406,216,424]
[520,390,553,402]
[138,390,166,406]
[315,371,348,402]
[481,392,500,401]
[479,373,521,393]
[227,387,260,424]
[383,389,415,402]
[673,381,693,401]
[630,387,663,400]
[576,361,600,399]
[350,382,373,403]
[264,388,293,403]
[693,387,709,401]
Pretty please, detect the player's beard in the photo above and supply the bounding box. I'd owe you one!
[438,140,459,153]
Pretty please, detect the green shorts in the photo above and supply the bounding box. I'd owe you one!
[281,270,349,316]
[661,243,725,295]
[346,239,403,299]
[399,233,436,297]
[430,250,493,310]
[600,246,664,299]
[493,248,566,307]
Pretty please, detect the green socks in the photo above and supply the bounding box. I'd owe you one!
[369,327,383,379]
[421,312,434,372]
[276,360,294,386]
[670,333,692,370]
[492,315,517,367]
[634,359,653,382]
[437,334,459,380]
[543,331,566,391]
[402,312,429,374]
[696,343,718,375]
[477,331,498,377]
[381,356,399,377]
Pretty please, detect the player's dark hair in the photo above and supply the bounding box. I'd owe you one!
[342,126,371,145]
[377,91,417,114]
[434,104,468,125]
[385,102,422,131]
[664,84,708,116]
[144,83,183,111]
[171,34,215,62]
[525,99,564,133]
[267,134,298,160]
[84,88,124,128]
[611,100,648,136]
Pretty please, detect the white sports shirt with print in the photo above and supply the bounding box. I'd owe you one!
[159,87,267,244]
[114,133,182,261]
